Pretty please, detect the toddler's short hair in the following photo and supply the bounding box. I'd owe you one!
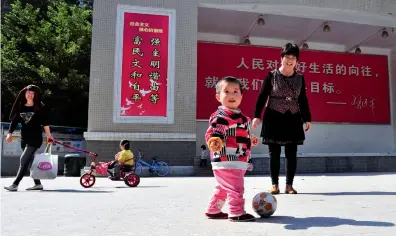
[215,76,243,95]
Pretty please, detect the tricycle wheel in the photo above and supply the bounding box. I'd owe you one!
[80,173,96,188]
[124,173,140,187]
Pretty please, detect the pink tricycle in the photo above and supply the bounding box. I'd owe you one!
[83,159,140,188]
[52,140,140,188]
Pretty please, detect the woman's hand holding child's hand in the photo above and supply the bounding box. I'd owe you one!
[247,163,254,171]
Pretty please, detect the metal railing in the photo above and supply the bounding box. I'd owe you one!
[1,123,87,157]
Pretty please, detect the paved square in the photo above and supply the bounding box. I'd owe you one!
[2,173,396,236]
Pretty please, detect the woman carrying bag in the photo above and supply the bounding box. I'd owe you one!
[4,85,53,192]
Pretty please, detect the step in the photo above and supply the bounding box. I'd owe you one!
[80,165,194,177]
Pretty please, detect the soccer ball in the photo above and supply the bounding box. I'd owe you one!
[252,192,277,217]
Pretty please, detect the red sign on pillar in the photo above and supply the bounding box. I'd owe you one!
[197,42,391,124]
[113,5,176,124]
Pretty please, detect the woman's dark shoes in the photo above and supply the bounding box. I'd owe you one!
[26,184,43,191]
[285,185,298,194]
[269,185,280,194]
[4,184,18,191]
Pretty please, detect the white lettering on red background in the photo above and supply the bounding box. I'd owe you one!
[235,58,375,77]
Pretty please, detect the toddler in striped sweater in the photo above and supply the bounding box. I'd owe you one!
[205,76,259,222]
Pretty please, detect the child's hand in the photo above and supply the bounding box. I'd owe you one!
[247,163,254,171]
[251,134,259,147]
[207,137,223,152]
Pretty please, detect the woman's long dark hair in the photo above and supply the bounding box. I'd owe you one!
[9,85,44,120]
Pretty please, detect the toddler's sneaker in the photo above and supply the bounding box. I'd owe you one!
[205,212,228,219]
[229,213,256,222]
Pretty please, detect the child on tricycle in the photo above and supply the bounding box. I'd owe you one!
[107,139,134,180]
[79,139,140,188]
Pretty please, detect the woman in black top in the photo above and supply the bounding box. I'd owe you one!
[252,43,312,195]
[4,85,53,192]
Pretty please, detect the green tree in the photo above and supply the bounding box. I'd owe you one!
[1,0,92,127]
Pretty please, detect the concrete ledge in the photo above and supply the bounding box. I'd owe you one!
[251,153,396,158]
[84,140,196,166]
[248,156,396,175]
[192,156,396,176]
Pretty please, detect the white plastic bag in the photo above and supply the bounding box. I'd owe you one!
[30,144,58,179]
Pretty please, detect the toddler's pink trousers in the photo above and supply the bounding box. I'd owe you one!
[206,169,246,217]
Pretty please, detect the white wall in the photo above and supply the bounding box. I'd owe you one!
[196,33,396,157]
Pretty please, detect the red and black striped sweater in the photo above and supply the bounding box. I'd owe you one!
[205,106,253,170]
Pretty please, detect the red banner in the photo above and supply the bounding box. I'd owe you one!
[197,42,390,124]
[119,12,169,117]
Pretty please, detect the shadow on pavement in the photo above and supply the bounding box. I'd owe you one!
[246,172,396,178]
[299,191,396,196]
[42,189,113,193]
[256,216,395,230]
[115,185,166,188]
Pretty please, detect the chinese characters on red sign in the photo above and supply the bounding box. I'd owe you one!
[197,42,390,124]
[119,12,169,117]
